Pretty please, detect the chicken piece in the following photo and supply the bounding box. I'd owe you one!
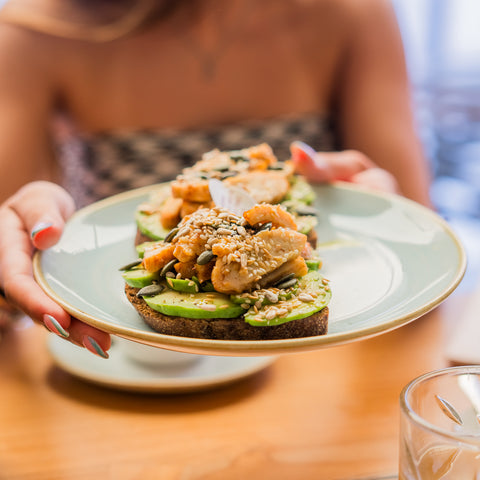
[173,231,208,263]
[195,149,232,172]
[195,260,215,283]
[142,243,175,273]
[210,228,307,294]
[301,240,314,260]
[224,171,290,204]
[245,143,278,170]
[180,200,213,218]
[243,204,297,230]
[174,260,196,279]
[160,196,183,229]
[171,178,212,203]
[257,257,308,288]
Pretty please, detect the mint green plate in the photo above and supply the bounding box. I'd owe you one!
[33,183,466,356]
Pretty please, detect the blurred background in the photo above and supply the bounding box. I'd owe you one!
[393,0,480,290]
[0,0,478,287]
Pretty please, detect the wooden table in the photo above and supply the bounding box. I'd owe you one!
[0,302,457,480]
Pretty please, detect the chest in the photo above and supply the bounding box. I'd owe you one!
[58,15,343,131]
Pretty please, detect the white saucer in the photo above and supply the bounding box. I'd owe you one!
[47,335,275,393]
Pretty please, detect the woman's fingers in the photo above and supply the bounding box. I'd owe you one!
[290,142,400,194]
[290,142,376,183]
[0,181,111,357]
[6,181,75,249]
[350,168,400,194]
[67,318,111,359]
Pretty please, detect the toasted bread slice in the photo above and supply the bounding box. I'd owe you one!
[125,284,328,340]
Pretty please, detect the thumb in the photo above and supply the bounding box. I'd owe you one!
[8,181,75,250]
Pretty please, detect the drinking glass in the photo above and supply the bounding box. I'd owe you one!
[399,366,480,479]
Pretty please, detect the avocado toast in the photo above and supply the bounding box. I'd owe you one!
[122,203,331,340]
[135,143,319,248]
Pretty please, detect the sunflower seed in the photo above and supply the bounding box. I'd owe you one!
[263,290,279,303]
[160,259,179,277]
[176,227,190,238]
[199,304,217,311]
[118,259,142,271]
[164,227,179,243]
[197,250,215,265]
[136,284,165,297]
[298,293,315,302]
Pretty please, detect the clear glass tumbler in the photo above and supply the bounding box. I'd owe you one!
[399,366,480,479]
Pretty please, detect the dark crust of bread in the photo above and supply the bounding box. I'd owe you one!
[125,284,328,340]
[136,229,153,246]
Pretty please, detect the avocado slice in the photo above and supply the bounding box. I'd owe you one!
[284,176,316,204]
[165,276,200,294]
[135,241,158,258]
[230,283,299,306]
[295,214,318,235]
[200,280,216,292]
[122,268,160,288]
[244,271,331,327]
[306,258,321,271]
[135,211,171,241]
[143,290,246,319]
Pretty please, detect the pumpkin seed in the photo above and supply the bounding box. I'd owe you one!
[164,227,179,243]
[295,206,318,216]
[118,259,142,271]
[197,250,215,265]
[256,222,272,233]
[160,259,179,277]
[267,162,286,170]
[136,284,165,297]
[220,171,238,179]
[230,154,249,162]
[273,272,295,286]
[275,278,298,290]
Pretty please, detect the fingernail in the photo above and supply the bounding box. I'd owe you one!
[291,141,316,159]
[82,336,109,359]
[43,314,69,338]
[291,141,328,169]
[31,222,53,240]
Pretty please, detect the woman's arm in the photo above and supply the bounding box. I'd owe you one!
[334,0,431,206]
[0,24,110,356]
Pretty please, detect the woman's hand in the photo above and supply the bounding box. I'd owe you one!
[290,141,400,195]
[0,181,111,357]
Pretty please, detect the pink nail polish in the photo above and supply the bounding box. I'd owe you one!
[82,336,109,359]
[43,314,69,338]
[31,222,54,241]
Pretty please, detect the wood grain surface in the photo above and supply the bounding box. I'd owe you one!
[0,304,454,480]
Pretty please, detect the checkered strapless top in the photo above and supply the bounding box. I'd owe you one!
[58,113,336,208]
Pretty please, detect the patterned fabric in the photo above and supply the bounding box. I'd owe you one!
[57,113,337,208]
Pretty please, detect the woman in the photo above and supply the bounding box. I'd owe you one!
[0,0,431,357]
